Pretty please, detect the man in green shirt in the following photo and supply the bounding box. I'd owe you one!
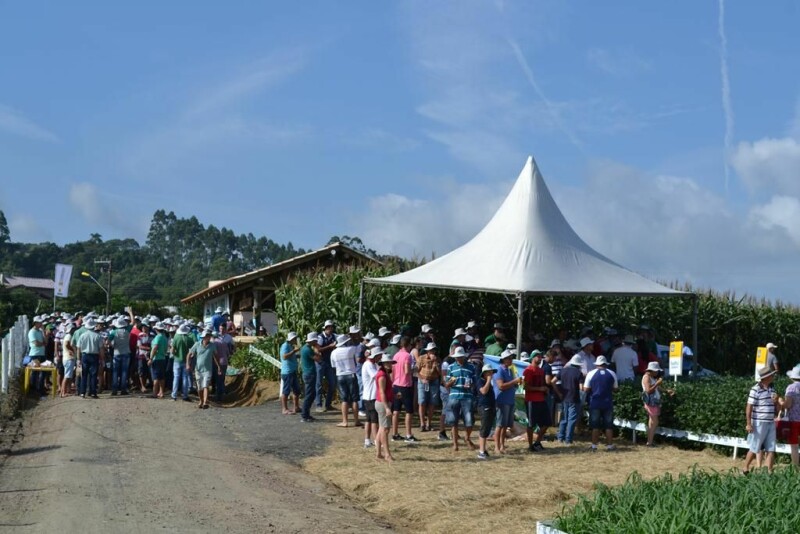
[484,323,507,356]
[171,322,194,401]
[300,333,320,422]
[149,322,169,399]
[188,329,219,409]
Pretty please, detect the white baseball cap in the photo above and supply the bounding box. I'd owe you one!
[766,342,778,350]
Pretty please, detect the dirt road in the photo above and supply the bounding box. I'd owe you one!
[0,395,392,533]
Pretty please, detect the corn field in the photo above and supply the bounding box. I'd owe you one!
[274,265,800,375]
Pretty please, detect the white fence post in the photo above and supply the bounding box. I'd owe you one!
[1,336,8,393]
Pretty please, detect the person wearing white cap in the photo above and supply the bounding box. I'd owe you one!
[315,320,337,413]
[641,361,674,447]
[391,336,418,443]
[576,337,597,378]
[556,355,584,444]
[76,318,104,399]
[361,349,383,447]
[214,324,235,402]
[60,322,78,398]
[28,315,47,395]
[522,350,550,452]
[476,364,497,460]
[108,316,132,396]
[417,341,441,433]
[450,328,467,355]
[170,322,194,402]
[765,343,779,373]
[583,355,618,452]
[188,329,219,409]
[611,335,639,383]
[280,332,301,415]
[211,307,225,334]
[374,354,398,462]
[384,334,400,358]
[495,350,523,454]
[331,334,361,427]
[149,322,169,399]
[444,347,476,452]
[299,332,321,422]
[777,366,800,466]
[742,366,780,474]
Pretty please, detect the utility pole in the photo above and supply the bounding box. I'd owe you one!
[95,259,112,315]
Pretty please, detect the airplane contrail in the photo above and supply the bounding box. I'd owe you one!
[718,0,734,192]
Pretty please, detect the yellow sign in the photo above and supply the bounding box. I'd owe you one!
[669,341,683,377]
[755,347,767,379]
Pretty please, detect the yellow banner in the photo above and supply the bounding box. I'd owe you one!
[669,341,683,377]
[755,347,768,367]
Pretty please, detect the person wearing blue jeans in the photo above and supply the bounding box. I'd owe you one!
[172,360,191,400]
[300,332,320,421]
[112,353,130,395]
[316,323,337,411]
[80,353,99,397]
[556,355,584,444]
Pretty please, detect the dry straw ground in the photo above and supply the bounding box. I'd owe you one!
[301,416,737,533]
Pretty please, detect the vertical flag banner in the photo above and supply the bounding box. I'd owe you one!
[54,263,73,298]
[669,341,684,377]
[755,347,768,379]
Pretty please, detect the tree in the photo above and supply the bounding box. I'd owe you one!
[0,209,9,244]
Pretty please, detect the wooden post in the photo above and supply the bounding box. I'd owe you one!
[253,289,260,335]
[515,293,524,356]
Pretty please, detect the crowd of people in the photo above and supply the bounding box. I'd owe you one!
[276,321,689,460]
[25,307,235,408]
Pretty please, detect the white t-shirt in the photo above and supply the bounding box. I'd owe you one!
[361,361,379,401]
[62,333,75,361]
[331,346,358,376]
[611,345,638,381]
[577,350,596,376]
[584,367,619,390]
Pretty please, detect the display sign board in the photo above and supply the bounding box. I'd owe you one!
[669,341,684,377]
[755,346,768,380]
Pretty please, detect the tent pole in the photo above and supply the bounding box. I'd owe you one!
[692,294,699,375]
[516,292,524,355]
[358,279,365,329]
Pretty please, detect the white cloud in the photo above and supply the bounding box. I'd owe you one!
[586,47,652,76]
[748,195,800,247]
[0,104,59,142]
[68,182,137,235]
[731,137,800,196]
[8,213,52,242]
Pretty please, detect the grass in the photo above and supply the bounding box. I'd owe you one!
[299,412,736,533]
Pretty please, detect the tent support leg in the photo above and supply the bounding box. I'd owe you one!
[358,280,365,329]
[692,294,699,375]
[515,293,524,355]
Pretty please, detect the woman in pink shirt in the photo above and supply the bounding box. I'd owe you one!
[391,337,418,442]
[375,354,397,462]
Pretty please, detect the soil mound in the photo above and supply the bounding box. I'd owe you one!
[221,372,279,407]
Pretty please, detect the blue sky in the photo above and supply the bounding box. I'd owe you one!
[1,1,800,303]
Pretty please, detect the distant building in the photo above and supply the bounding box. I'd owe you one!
[0,273,54,299]
[180,242,380,333]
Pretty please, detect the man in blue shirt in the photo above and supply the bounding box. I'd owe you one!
[583,355,618,451]
[493,350,522,454]
[280,332,300,415]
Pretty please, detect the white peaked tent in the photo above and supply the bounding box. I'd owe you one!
[359,156,698,357]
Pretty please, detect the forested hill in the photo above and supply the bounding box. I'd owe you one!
[0,209,308,311]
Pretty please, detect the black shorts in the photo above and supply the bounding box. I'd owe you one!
[479,405,496,439]
[363,399,379,424]
[391,386,414,413]
[526,401,552,429]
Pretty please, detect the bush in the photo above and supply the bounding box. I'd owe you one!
[614,376,791,441]
[228,340,281,382]
[555,468,800,533]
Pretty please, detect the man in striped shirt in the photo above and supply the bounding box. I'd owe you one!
[444,347,476,452]
[742,367,779,474]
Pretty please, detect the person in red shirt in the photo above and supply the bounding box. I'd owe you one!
[374,353,397,462]
[523,351,551,452]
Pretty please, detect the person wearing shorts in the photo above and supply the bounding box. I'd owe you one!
[391,337,417,442]
[584,356,618,452]
[477,364,497,460]
[495,350,522,454]
[60,324,77,398]
[444,348,476,452]
[331,334,361,427]
[361,348,383,447]
[188,329,218,409]
[778,365,800,466]
[374,354,396,462]
[523,350,551,452]
[417,342,441,433]
[743,367,779,474]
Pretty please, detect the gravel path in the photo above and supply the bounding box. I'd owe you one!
[0,394,393,533]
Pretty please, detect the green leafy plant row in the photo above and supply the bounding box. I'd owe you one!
[555,467,800,533]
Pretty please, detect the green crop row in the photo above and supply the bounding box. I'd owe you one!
[613,376,791,440]
[273,264,800,376]
[555,467,800,533]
